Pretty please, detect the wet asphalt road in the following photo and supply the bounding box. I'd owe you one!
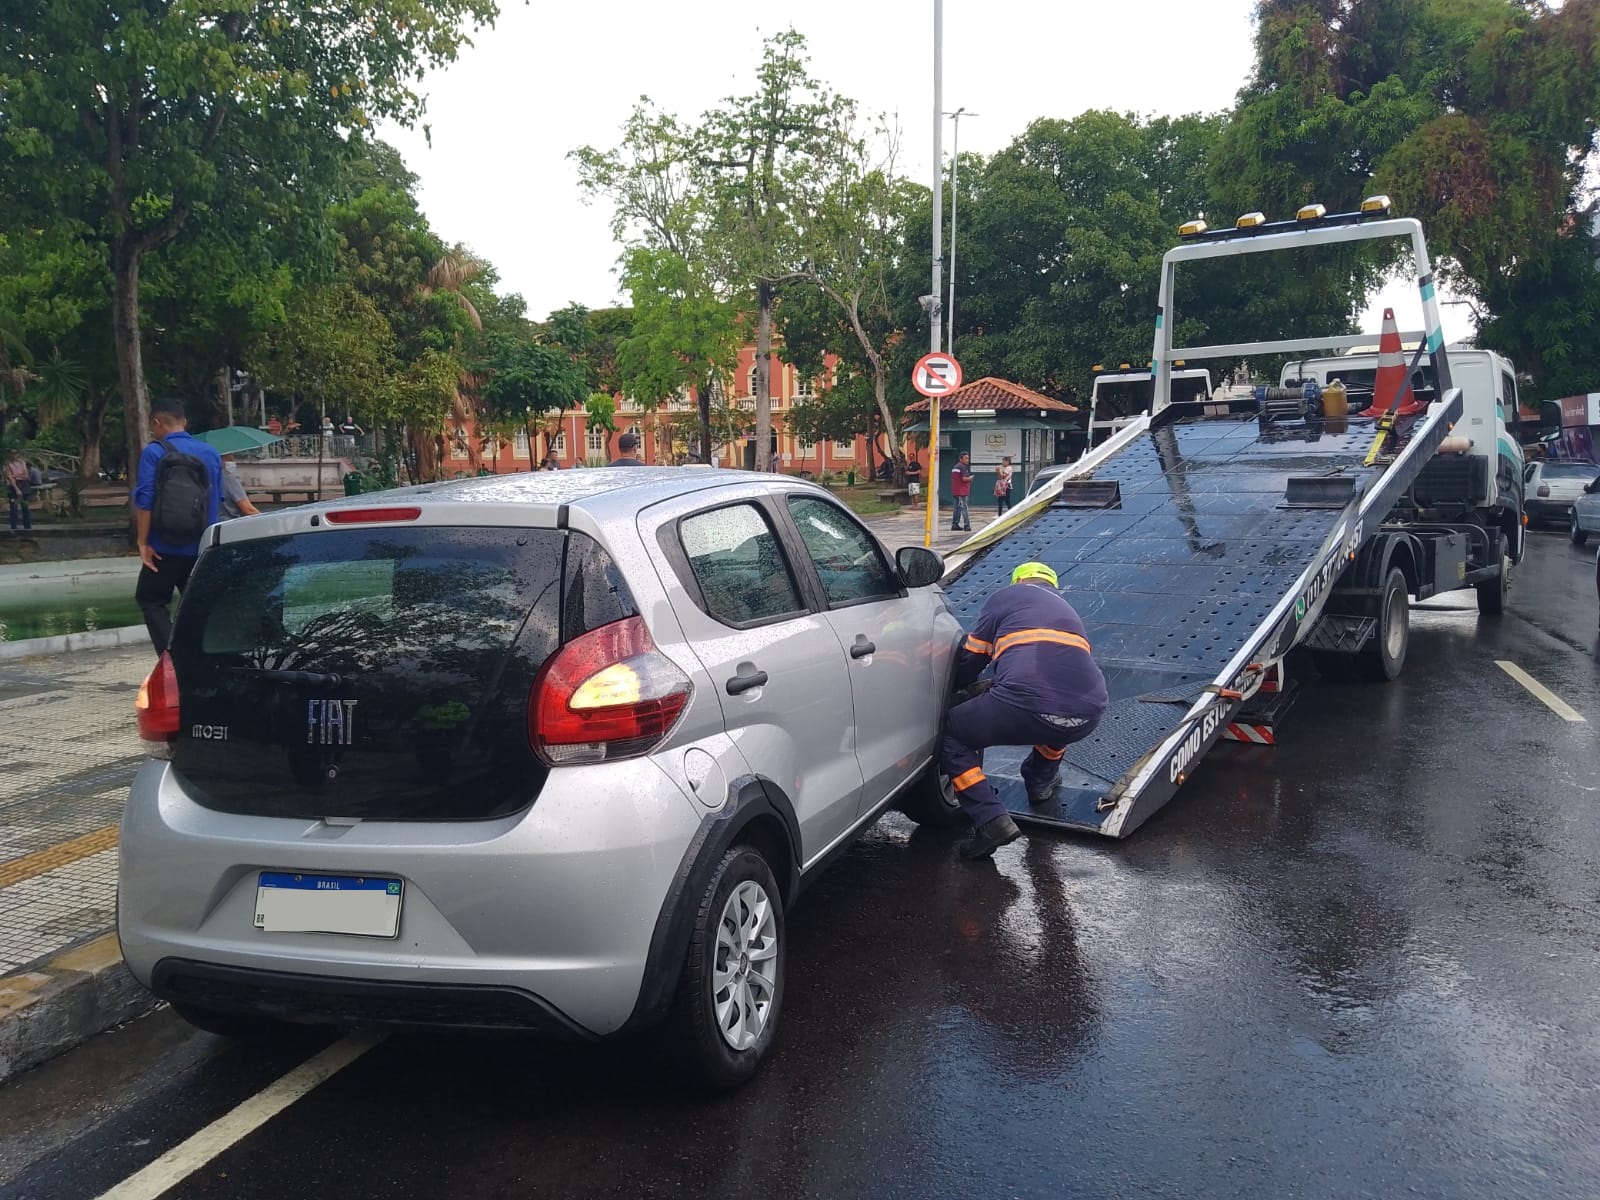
[2,533,1596,1200]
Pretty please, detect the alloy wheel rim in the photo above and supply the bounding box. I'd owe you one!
[712,879,778,1051]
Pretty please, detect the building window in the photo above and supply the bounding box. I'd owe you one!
[587,425,608,455]
[747,365,760,398]
[795,374,815,401]
[513,428,530,458]
[832,439,854,458]
[450,429,469,460]
[551,430,566,455]
[797,434,815,456]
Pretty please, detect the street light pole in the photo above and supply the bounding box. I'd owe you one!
[924,0,944,549]
[945,108,978,354]
[930,0,943,355]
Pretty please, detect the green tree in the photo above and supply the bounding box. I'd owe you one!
[699,30,852,470]
[0,0,496,478]
[480,335,588,465]
[1218,0,1600,401]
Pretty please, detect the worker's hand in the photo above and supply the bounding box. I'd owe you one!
[138,542,161,570]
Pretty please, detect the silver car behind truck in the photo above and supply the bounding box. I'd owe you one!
[119,469,962,1088]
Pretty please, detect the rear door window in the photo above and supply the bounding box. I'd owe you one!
[169,526,570,820]
[677,504,805,627]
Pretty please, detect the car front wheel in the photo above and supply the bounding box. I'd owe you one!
[663,845,785,1090]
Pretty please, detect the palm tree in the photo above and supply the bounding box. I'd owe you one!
[414,248,487,476]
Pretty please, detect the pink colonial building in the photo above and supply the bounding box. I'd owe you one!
[453,347,879,474]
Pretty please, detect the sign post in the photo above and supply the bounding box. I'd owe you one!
[912,352,963,548]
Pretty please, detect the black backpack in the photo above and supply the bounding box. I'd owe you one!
[150,436,212,546]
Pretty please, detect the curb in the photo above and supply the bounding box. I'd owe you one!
[0,625,149,662]
[0,934,159,1083]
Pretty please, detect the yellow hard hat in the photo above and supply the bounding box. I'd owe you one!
[1011,561,1059,588]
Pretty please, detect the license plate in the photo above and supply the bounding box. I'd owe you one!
[254,872,402,938]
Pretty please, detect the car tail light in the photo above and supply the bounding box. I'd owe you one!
[136,652,181,757]
[1536,484,1550,497]
[324,506,423,524]
[531,616,691,764]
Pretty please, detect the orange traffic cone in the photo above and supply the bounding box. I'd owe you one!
[1370,307,1424,417]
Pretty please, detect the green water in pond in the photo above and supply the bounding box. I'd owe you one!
[0,575,146,642]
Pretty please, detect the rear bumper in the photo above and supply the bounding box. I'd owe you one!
[152,958,592,1038]
[118,757,706,1036]
[1526,497,1577,522]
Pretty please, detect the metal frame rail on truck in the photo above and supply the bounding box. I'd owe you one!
[935,198,1524,839]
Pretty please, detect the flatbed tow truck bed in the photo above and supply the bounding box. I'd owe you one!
[940,389,1462,838]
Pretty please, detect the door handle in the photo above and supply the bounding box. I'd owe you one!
[850,638,876,659]
[725,667,769,695]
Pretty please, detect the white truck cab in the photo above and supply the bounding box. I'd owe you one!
[1087,365,1212,448]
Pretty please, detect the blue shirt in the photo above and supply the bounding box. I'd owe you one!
[132,431,225,557]
[956,582,1109,720]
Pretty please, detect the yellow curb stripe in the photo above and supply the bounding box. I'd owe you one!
[0,824,119,890]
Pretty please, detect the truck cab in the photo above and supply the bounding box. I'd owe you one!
[1088,364,1212,449]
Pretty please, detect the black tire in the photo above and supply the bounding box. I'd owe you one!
[1359,568,1409,681]
[1476,554,1509,615]
[169,1001,281,1037]
[1571,513,1588,547]
[662,845,785,1091]
[896,760,964,828]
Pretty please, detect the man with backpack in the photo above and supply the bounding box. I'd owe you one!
[132,397,224,655]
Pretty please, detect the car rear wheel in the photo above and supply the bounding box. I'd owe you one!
[663,845,785,1091]
[1571,512,1589,547]
[169,1001,282,1037]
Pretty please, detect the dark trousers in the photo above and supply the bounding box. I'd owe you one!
[996,492,1012,516]
[940,691,1096,826]
[7,494,30,531]
[136,554,197,655]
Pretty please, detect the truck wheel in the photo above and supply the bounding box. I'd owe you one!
[662,845,785,1091]
[1359,568,1409,681]
[1476,555,1509,615]
[897,760,964,828]
[1571,513,1588,547]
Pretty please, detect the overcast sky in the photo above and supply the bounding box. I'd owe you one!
[378,0,1471,344]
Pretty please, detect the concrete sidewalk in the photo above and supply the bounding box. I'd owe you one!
[0,645,156,1079]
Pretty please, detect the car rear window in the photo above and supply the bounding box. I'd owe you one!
[1541,464,1598,480]
[168,525,579,820]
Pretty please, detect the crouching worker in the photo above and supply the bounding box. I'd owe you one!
[942,561,1109,859]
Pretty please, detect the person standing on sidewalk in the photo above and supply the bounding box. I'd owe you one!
[951,451,973,531]
[994,455,1014,517]
[132,398,224,655]
[5,450,32,532]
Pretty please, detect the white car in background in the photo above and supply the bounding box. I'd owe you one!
[1525,460,1597,528]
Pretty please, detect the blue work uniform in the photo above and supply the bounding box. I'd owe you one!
[940,581,1109,827]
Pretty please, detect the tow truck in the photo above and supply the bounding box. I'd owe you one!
[938,199,1524,838]
[1086,362,1212,449]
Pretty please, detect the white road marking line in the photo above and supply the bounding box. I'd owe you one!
[97,1031,385,1200]
[1495,661,1587,723]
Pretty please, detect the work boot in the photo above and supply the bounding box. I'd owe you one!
[1027,780,1059,806]
[958,814,1021,860]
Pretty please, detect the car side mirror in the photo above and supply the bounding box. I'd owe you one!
[1586,476,1600,494]
[897,546,945,588]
